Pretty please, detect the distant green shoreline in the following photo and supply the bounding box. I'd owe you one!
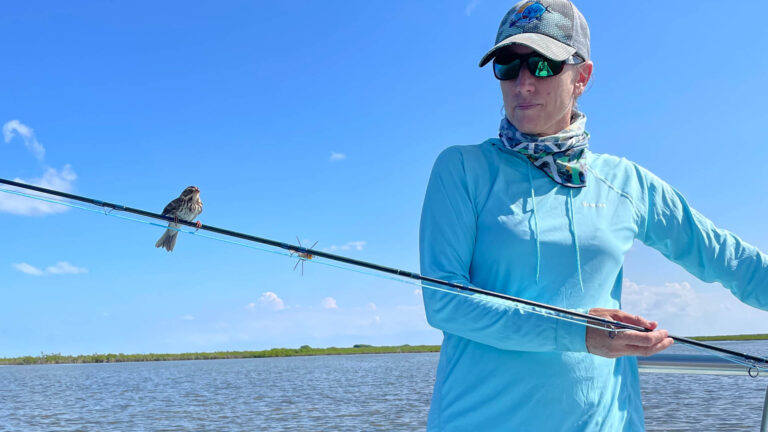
[0,344,441,366]
[2,334,766,366]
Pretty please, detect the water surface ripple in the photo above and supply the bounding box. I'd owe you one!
[1,341,767,431]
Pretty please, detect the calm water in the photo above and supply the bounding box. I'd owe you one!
[1,341,767,431]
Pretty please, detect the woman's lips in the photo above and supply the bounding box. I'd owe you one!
[516,104,539,111]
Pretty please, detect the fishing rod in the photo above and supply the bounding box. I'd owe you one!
[1,177,767,371]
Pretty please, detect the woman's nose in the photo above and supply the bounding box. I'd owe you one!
[514,66,536,93]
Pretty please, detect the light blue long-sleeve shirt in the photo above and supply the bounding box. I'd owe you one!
[419,139,768,431]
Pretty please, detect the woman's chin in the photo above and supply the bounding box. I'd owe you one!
[509,117,543,135]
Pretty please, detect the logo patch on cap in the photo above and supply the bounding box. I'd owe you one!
[508,1,550,28]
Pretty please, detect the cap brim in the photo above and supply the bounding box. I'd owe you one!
[478,33,577,67]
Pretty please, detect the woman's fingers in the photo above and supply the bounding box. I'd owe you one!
[616,329,669,347]
[625,337,675,357]
[611,310,657,330]
[589,331,674,358]
[585,308,674,358]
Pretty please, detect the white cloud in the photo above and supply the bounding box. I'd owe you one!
[256,292,286,311]
[181,315,195,321]
[12,263,44,276]
[366,302,377,311]
[622,280,699,319]
[3,120,45,160]
[621,278,768,336]
[326,241,366,252]
[45,261,87,275]
[347,241,365,251]
[34,164,77,191]
[165,299,440,351]
[329,152,346,162]
[13,261,87,276]
[0,120,78,216]
[0,165,77,215]
[321,297,338,309]
[465,0,481,16]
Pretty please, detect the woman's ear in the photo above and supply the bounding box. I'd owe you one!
[574,61,593,97]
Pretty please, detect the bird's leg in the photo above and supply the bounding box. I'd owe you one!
[195,220,202,231]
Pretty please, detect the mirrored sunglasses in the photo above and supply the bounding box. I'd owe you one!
[493,51,582,81]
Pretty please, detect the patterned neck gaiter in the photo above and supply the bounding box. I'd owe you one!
[499,111,590,188]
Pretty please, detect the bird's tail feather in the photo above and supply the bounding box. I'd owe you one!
[155,230,179,252]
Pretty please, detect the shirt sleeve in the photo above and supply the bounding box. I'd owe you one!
[419,146,587,352]
[635,164,768,309]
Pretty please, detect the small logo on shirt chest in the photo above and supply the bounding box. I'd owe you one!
[582,202,606,208]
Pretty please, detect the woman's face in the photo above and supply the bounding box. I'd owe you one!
[499,45,592,136]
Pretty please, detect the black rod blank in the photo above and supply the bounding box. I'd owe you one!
[1,177,766,368]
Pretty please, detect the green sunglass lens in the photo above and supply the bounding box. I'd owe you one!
[529,57,565,77]
[531,58,554,77]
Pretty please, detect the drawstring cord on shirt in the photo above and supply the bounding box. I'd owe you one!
[568,189,585,293]
[526,163,541,288]
[526,161,584,294]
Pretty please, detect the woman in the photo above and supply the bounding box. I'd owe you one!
[419,0,768,430]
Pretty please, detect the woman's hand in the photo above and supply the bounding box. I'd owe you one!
[585,308,674,358]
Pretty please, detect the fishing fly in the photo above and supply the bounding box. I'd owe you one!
[1,176,767,375]
[289,236,318,276]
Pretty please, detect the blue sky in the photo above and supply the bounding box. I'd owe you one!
[2,1,768,357]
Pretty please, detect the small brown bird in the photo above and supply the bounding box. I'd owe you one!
[155,186,203,252]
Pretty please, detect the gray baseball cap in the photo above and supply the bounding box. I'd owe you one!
[479,0,590,67]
